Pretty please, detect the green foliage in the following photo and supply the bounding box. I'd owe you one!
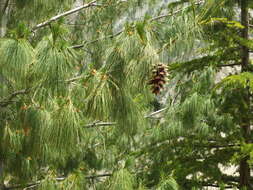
[37,171,86,190]
[157,176,179,190]
[7,22,31,39]
[229,33,253,50]
[136,21,148,44]
[0,0,253,189]
[0,38,34,89]
[12,0,75,21]
[108,169,136,190]
[216,72,253,91]
[33,36,79,98]
[201,17,244,29]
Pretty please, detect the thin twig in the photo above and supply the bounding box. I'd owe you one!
[217,63,241,67]
[145,107,168,118]
[200,183,234,189]
[3,181,40,190]
[84,108,170,128]
[0,89,30,108]
[3,173,112,190]
[32,0,98,31]
[65,75,84,82]
[84,108,169,128]
[85,173,112,179]
[71,30,123,49]
[151,1,203,21]
[84,121,117,128]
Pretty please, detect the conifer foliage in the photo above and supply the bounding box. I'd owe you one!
[0,0,253,189]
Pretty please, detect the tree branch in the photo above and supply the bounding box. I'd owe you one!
[0,0,9,17]
[144,107,167,118]
[71,30,123,49]
[83,107,169,129]
[85,173,112,179]
[217,63,241,67]
[71,0,204,49]
[84,121,117,128]
[185,178,238,189]
[196,144,240,149]
[84,107,169,129]
[3,173,112,190]
[150,0,203,22]
[65,75,84,82]
[32,0,98,31]
[0,89,30,108]
[201,183,234,188]
[84,107,169,128]
[3,181,40,190]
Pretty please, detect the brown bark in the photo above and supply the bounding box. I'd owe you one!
[239,0,252,189]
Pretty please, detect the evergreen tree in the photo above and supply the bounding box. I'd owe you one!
[0,0,252,189]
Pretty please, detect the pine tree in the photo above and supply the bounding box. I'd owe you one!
[0,0,253,189]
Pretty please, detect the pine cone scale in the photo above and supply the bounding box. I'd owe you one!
[148,63,168,95]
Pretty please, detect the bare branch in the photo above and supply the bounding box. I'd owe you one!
[32,0,98,31]
[84,107,170,128]
[201,183,235,189]
[85,173,112,179]
[84,121,117,128]
[65,75,84,82]
[144,108,167,118]
[3,173,112,190]
[84,107,169,128]
[3,181,40,190]
[217,63,241,67]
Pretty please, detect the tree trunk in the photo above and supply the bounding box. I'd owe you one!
[239,0,251,189]
[0,0,9,37]
[0,0,10,186]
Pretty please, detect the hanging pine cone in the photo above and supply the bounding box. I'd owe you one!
[148,63,168,95]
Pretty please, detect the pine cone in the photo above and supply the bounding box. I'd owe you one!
[148,63,168,95]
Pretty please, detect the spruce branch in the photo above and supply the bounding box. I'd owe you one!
[32,0,98,31]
